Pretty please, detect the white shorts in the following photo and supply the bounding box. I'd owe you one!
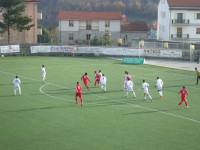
[157,86,162,91]
[126,86,133,91]
[143,89,149,94]
[14,85,21,90]
[42,73,46,78]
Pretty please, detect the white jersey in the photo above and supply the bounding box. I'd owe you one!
[100,76,106,85]
[13,78,21,87]
[142,82,149,94]
[156,79,163,90]
[41,67,46,77]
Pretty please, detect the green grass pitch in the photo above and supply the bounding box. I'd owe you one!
[0,56,200,150]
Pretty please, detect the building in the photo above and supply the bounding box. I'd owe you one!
[0,0,42,44]
[58,11,122,45]
[121,21,148,46]
[157,0,200,42]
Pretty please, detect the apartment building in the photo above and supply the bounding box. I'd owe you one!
[0,0,42,44]
[157,0,200,42]
[58,11,122,45]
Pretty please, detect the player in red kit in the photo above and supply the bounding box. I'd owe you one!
[75,82,83,106]
[94,71,100,86]
[177,86,190,108]
[81,72,91,90]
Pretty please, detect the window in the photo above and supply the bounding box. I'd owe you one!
[196,28,200,34]
[86,21,91,30]
[86,34,91,40]
[195,13,200,20]
[105,21,110,27]
[69,20,74,27]
[177,28,182,38]
[69,34,74,40]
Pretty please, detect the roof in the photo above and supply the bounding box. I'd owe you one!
[167,0,200,7]
[58,11,122,20]
[121,22,148,32]
[24,0,40,2]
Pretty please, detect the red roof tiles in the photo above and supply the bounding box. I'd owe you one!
[121,22,148,32]
[167,0,200,7]
[58,11,122,20]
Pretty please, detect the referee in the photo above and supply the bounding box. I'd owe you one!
[195,67,200,85]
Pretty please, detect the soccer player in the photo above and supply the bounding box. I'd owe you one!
[75,82,83,106]
[81,72,91,90]
[13,76,21,96]
[195,67,200,85]
[94,71,100,86]
[100,74,107,92]
[98,70,102,78]
[125,77,136,98]
[155,77,164,99]
[123,71,132,90]
[40,65,46,83]
[142,80,152,101]
[177,86,190,108]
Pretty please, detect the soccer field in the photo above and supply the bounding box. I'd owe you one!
[0,56,200,150]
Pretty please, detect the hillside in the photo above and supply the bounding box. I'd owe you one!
[38,0,159,28]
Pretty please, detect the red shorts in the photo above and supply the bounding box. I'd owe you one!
[76,93,82,99]
[181,97,186,101]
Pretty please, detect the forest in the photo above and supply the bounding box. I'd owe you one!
[38,0,159,28]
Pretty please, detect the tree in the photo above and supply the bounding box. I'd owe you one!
[0,0,34,44]
[38,27,58,44]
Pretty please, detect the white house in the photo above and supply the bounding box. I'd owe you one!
[58,11,122,45]
[157,0,200,42]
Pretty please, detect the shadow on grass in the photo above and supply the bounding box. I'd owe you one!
[3,105,68,113]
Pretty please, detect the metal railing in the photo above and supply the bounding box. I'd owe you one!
[172,19,190,24]
[171,34,189,39]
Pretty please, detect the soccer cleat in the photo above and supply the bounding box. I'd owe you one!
[187,106,190,109]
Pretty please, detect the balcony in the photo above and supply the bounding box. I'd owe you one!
[79,25,99,31]
[171,34,189,40]
[172,19,190,24]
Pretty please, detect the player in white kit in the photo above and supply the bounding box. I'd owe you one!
[142,80,152,101]
[13,76,21,96]
[100,74,106,92]
[125,77,136,98]
[155,77,164,99]
[40,65,46,83]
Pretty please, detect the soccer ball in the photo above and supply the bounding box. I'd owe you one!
[1,55,4,57]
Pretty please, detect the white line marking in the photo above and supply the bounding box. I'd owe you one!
[1,67,200,123]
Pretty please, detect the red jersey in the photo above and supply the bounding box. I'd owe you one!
[95,73,100,80]
[81,75,90,83]
[179,89,188,98]
[76,84,82,93]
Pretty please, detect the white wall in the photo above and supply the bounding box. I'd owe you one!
[157,0,170,41]
[170,10,200,40]
[60,20,79,31]
[99,20,120,32]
